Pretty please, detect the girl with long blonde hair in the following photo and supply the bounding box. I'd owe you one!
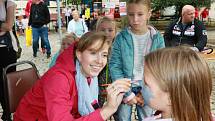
[143,46,213,121]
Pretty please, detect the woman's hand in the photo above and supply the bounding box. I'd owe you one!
[100,79,131,120]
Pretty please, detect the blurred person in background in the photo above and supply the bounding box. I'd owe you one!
[67,10,88,38]
[0,0,17,120]
[25,0,46,53]
[89,12,100,31]
[28,0,51,58]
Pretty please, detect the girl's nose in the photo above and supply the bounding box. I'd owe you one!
[96,55,103,64]
[134,15,138,22]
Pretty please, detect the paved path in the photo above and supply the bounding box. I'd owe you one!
[0,29,215,120]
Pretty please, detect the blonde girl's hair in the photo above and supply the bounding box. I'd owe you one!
[62,33,78,43]
[76,32,111,52]
[145,46,212,121]
[127,0,151,10]
[95,16,116,32]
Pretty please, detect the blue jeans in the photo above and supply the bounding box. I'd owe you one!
[32,26,51,55]
[117,103,153,121]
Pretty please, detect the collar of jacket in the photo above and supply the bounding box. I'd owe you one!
[126,25,160,40]
[176,17,195,25]
[55,41,78,74]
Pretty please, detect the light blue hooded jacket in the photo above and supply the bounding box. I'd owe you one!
[109,26,165,98]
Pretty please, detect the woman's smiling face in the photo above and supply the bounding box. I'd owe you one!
[76,39,109,77]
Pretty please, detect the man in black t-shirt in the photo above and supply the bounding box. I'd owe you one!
[29,0,51,58]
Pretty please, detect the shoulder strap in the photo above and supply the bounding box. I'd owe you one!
[81,19,85,33]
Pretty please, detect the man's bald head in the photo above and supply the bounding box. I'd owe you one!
[182,5,195,15]
[181,5,195,23]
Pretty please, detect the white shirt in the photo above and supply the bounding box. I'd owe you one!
[67,18,88,38]
[21,18,29,29]
[0,0,15,21]
[0,0,16,36]
[64,8,71,17]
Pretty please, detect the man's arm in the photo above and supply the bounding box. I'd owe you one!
[44,4,50,25]
[163,22,175,47]
[195,20,207,51]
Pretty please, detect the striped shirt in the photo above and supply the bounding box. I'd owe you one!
[129,29,152,81]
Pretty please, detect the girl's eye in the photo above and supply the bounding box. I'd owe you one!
[102,54,108,58]
[138,13,144,16]
[101,29,106,32]
[90,51,97,55]
[108,29,114,32]
[128,13,134,16]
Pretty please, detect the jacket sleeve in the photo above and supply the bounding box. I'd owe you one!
[43,73,104,121]
[109,34,133,99]
[194,20,207,51]
[109,34,124,81]
[163,21,175,47]
[44,4,50,25]
[157,32,165,49]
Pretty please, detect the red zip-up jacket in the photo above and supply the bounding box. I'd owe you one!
[14,42,104,121]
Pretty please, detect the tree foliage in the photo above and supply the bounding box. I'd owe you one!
[151,0,212,16]
[152,0,212,10]
[63,0,82,5]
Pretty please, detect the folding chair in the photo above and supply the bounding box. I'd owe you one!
[2,61,40,120]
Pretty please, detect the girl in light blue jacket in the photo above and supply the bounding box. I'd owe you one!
[109,0,165,120]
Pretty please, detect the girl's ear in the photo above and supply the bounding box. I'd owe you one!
[76,51,82,62]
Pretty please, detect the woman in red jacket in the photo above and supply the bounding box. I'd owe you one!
[14,32,131,121]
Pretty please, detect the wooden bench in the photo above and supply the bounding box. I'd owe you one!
[49,13,66,31]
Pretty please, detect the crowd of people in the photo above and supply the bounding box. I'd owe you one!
[0,0,214,121]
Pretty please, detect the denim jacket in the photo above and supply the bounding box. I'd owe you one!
[109,26,165,98]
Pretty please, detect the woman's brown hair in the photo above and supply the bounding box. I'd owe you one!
[145,46,212,121]
[76,32,110,52]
